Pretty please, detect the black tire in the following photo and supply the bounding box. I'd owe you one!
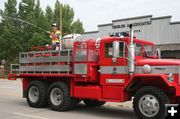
[48,81,74,111]
[83,99,106,107]
[26,80,48,108]
[133,86,169,119]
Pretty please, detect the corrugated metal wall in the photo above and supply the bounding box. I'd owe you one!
[83,15,180,45]
[83,31,99,40]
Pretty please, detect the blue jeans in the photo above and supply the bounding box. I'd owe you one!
[51,43,59,50]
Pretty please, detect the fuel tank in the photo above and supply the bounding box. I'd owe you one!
[62,34,82,49]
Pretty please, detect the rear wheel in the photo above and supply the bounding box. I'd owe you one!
[83,99,106,107]
[26,80,48,108]
[133,86,169,119]
[48,81,74,111]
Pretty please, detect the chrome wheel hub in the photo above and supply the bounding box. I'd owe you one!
[28,86,39,103]
[50,88,63,106]
[139,94,159,117]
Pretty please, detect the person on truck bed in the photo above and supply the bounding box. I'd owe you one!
[47,23,61,50]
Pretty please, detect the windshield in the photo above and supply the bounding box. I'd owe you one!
[144,45,156,58]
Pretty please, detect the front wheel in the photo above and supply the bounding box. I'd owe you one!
[133,86,169,119]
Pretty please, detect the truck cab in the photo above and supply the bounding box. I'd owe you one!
[98,35,180,119]
[98,37,158,101]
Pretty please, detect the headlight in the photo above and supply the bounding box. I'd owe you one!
[142,65,151,74]
[167,73,174,82]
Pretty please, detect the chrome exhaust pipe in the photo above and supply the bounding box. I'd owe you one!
[128,24,135,75]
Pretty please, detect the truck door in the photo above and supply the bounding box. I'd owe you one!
[100,40,128,101]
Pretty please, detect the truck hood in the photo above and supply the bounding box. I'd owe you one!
[136,59,180,66]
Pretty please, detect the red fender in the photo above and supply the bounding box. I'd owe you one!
[125,74,174,91]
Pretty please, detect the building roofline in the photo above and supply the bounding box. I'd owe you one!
[112,15,153,22]
[83,31,99,34]
[170,21,180,25]
[156,43,180,46]
[151,15,172,20]
[98,23,113,27]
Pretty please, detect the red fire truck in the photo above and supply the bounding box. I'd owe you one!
[9,26,180,119]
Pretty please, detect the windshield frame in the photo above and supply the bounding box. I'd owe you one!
[134,41,156,59]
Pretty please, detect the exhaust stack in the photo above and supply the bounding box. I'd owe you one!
[128,24,135,75]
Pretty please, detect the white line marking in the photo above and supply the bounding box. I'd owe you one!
[13,112,49,119]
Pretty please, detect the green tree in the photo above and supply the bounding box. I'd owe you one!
[53,0,84,35]
[18,0,36,51]
[0,0,21,63]
[45,5,54,29]
[0,0,84,66]
[71,19,84,34]
[18,0,49,49]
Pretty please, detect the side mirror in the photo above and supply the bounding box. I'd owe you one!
[112,41,119,58]
[156,48,161,59]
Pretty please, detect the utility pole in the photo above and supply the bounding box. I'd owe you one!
[59,1,63,49]
[60,3,62,37]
